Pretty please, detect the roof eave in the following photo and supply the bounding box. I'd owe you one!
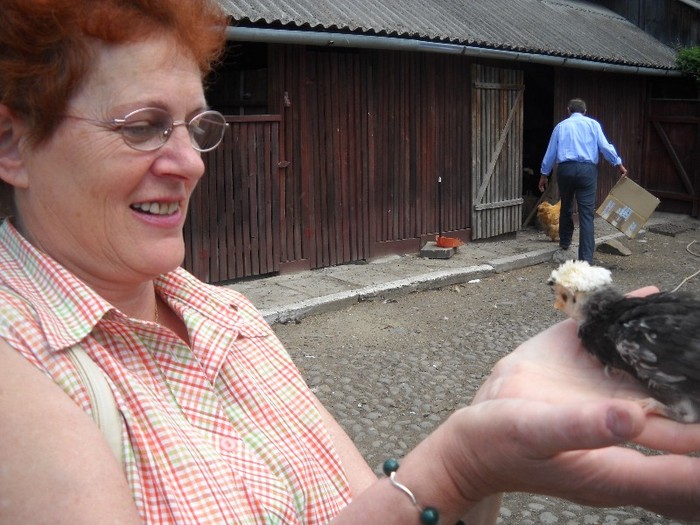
[226,25,681,77]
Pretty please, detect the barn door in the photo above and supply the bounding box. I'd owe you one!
[471,65,524,239]
[305,49,372,268]
[642,99,699,218]
[183,116,282,283]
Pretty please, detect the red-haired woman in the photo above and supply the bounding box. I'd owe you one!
[0,1,698,524]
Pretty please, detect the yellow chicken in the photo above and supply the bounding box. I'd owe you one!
[537,200,560,241]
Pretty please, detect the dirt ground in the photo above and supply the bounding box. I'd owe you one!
[272,221,700,524]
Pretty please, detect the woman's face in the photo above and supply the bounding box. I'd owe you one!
[15,35,207,289]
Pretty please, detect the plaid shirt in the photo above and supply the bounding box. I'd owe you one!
[0,220,351,524]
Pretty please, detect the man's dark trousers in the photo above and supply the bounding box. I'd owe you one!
[557,161,597,264]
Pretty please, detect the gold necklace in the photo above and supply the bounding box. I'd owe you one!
[154,299,160,324]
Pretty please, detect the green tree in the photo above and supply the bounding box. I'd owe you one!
[676,46,700,83]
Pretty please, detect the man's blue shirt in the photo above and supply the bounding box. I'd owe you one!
[540,112,622,175]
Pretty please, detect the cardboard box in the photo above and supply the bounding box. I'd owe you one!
[596,176,660,239]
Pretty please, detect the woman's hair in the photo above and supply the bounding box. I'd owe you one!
[0,0,228,146]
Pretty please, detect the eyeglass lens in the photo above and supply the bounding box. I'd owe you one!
[120,108,226,152]
[188,112,228,152]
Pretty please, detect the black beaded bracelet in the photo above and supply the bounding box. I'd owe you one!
[382,459,465,525]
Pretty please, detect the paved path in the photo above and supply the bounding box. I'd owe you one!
[230,211,692,324]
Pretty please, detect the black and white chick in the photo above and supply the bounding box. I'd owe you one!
[548,260,700,423]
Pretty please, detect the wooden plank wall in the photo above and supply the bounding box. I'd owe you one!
[554,69,647,202]
[304,49,374,268]
[372,52,472,245]
[276,46,472,269]
[183,49,661,283]
[595,0,700,48]
[269,45,307,268]
[0,184,11,218]
[183,115,281,282]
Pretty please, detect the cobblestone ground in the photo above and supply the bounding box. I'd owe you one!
[272,221,700,525]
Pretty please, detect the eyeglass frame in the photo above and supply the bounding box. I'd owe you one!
[62,107,229,152]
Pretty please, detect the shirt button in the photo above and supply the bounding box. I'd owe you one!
[221,437,236,453]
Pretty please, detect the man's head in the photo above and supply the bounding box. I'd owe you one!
[567,98,587,115]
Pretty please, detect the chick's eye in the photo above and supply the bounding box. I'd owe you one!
[560,293,568,303]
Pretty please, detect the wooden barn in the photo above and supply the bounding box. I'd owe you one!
[182,0,698,283]
[2,1,695,283]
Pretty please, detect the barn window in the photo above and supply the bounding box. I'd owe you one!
[207,41,268,115]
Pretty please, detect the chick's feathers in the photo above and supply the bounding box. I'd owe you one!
[578,288,700,422]
[549,260,700,423]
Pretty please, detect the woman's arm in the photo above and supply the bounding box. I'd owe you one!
[0,339,141,524]
[314,393,503,524]
[312,394,377,495]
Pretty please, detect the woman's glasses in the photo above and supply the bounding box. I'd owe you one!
[65,107,228,152]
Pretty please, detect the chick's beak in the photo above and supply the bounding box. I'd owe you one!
[551,283,569,311]
[553,295,565,311]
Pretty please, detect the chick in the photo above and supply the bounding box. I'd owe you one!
[548,260,700,423]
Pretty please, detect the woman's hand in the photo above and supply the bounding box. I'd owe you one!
[473,285,700,453]
[438,398,700,523]
[433,286,700,522]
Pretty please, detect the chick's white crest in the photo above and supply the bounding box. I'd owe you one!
[548,260,612,293]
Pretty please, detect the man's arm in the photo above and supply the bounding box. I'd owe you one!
[540,125,560,177]
[594,121,623,168]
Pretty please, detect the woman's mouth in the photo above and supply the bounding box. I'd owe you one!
[131,201,179,216]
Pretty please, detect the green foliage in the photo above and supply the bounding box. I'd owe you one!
[676,46,700,82]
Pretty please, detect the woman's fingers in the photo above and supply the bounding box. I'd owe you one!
[455,399,700,521]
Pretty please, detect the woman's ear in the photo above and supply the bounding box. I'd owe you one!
[0,104,30,189]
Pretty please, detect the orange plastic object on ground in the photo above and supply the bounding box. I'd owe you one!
[435,235,463,248]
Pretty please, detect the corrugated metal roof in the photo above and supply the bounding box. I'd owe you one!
[218,0,678,70]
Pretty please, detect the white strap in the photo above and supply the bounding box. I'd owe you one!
[66,347,124,467]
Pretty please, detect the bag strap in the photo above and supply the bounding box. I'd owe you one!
[66,347,124,467]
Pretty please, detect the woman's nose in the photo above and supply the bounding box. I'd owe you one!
[154,126,206,181]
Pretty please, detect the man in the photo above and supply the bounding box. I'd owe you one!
[539,98,627,264]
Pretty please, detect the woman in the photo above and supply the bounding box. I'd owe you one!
[0,1,698,524]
